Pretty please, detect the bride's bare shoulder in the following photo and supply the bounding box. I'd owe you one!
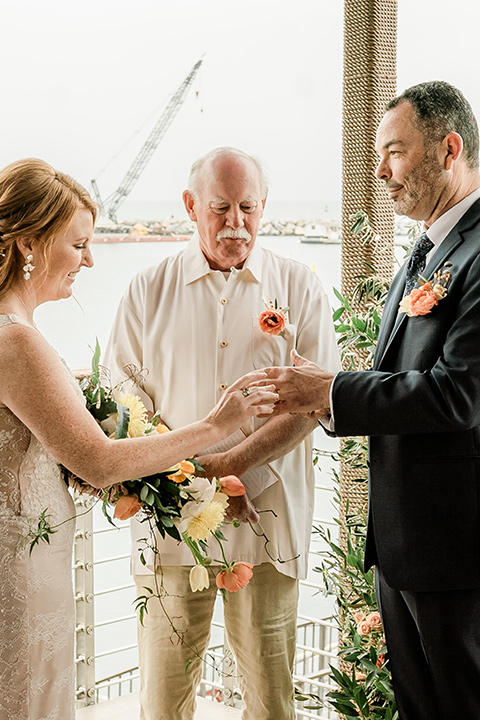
[0,321,58,372]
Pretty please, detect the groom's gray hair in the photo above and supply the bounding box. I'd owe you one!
[387,81,479,171]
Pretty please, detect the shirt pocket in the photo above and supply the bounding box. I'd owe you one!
[251,317,297,369]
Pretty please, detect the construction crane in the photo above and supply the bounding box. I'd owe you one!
[91,57,203,223]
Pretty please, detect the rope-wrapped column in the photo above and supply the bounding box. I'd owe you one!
[339,0,397,642]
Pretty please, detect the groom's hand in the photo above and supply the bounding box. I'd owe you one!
[261,350,335,415]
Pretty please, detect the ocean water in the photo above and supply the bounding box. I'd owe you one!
[34,236,342,369]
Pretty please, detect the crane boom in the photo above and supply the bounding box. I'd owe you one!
[105,58,203,222]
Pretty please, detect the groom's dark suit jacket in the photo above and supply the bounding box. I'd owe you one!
[333,199,480,592]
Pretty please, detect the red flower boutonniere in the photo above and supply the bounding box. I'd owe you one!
[398,262,452,317]
[258,297,289,336]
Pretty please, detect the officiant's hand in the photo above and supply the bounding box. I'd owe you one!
[262,350,335,415]
[224,494,260,524]
[195,452,259,524]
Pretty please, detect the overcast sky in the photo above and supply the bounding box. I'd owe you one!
[2,0,480,220]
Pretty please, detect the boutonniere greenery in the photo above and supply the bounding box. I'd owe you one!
[258,296,289,337]
[398,262,452,318]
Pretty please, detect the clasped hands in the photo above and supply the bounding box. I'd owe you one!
[253,349,334,418]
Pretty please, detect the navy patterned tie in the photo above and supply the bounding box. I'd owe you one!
[404,233,434,296]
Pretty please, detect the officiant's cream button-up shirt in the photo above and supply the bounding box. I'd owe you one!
[105,232,340,579]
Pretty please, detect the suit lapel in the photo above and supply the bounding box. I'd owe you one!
[374,212,473,369]
[373,269,407,369]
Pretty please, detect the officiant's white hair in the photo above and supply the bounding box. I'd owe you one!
[187,147,269,199]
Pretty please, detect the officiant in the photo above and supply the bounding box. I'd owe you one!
[105,146,339,720]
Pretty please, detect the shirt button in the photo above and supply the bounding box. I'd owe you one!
[220,340,228,348]
[219,383,227,390]
[220,298,228,305]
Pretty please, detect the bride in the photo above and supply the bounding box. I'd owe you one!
[0,158,278,720]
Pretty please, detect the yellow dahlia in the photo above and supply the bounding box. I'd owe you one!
[116,393,148,438]
[186,501,225,542]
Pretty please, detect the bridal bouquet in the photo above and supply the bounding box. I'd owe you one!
[33,342,253,595]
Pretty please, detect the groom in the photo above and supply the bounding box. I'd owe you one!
[266,81,480,719]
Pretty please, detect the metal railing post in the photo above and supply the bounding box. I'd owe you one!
[222,634,239,708]
[74,495,96,707]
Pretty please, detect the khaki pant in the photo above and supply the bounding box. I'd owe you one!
[135,563,298,720]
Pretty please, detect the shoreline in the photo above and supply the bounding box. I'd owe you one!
[92,233,341,244]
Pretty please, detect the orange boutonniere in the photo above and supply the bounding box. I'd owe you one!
[258,297,289,336]
[398,262,452,317]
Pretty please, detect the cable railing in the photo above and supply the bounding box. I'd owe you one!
[74,456,339,718]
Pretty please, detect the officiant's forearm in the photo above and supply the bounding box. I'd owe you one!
[227,415,317,475]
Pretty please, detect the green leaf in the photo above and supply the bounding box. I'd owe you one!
[115,403,130,439]
[91,337,101,376]
[352,317,366,331]
[101,498,117,527]
[333,286,347,304]
[346,553,359,569]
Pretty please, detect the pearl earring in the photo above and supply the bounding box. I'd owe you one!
[23,254,35,280]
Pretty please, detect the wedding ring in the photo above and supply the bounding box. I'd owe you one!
[242,387,252,397]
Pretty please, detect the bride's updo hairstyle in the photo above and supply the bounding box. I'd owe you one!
[0,158,97,298]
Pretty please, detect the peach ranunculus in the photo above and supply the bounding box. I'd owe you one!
[167,460,196,483]
[366,611,382,629]
[114,493,142,520]
[155,423,170,434]
[258,309,286,336]
[399,281,446,317]
[409,283,439,316]
[218,475,246,497]
[215,562,253,592]
[357,620,371,636]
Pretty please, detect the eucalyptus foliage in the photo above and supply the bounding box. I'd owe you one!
[299,212,407,719]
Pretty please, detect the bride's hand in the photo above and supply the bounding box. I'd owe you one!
[206,370,279,434]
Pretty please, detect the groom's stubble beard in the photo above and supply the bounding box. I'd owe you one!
[390,143,445,220]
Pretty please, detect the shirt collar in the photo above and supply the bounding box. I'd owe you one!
[425,187,480,249]
[183,230,263,285]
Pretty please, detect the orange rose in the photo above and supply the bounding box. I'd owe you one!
[114,493,142,520]
[366,611,382,629]
[357,620,371,636]
[219,475,246,497]
[258,309,286,336]
[215,562,253,592]
[409,283,439,316]
[353,610,365,623]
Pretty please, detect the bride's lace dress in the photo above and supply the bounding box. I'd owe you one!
[0,315,77,720]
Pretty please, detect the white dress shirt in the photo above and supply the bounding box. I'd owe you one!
[105,232,340,579]
[424,186,480,260]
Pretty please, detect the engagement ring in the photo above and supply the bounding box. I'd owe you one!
[242,387,252,397]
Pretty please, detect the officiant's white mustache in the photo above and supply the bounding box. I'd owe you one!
[216,228,252,243]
